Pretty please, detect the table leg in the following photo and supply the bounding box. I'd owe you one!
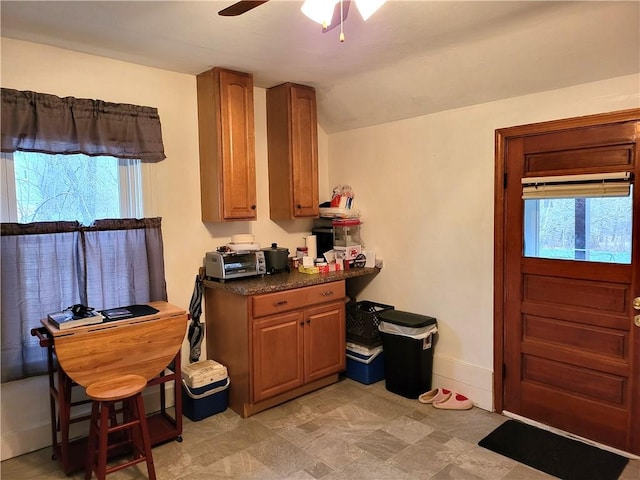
[174,352,183,439]
[46,343,57,460]
[57,368,73,470]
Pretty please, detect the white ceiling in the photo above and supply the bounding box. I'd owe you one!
[1,1,639,133]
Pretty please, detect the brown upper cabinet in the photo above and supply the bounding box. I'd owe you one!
[266,83,319,220]
[196,67,257,222]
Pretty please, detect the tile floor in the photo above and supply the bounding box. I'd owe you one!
[2,376,639,479]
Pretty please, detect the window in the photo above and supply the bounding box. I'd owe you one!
[1,88,167,383]
[1,152,143,224]
[523,187,633,264]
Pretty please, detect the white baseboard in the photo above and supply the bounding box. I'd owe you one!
[1,423,53,462]
[431,353,493,411]
[1,376,53,461]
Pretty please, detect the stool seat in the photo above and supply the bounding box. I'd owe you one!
[85,374,155,480]
[86,374,147,402]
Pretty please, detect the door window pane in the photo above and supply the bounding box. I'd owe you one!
[523,187,632,264]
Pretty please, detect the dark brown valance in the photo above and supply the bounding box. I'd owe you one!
[1,88,166,162]
[0,220,81,236]
[89,217,163,231]
[0,217,163,236]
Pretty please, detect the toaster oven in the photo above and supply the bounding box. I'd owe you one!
[204,251,266,281]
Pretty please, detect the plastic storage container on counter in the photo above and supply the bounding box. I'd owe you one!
[332,219,362,247]
[181,359,229,421]
[378,310,437,399]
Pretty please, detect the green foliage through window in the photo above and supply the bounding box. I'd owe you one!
[11,152,141,225]
[524,189,632,264]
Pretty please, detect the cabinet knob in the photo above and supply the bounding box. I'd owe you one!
[296,204,302,209]
[273,300,288,307]
[306,319,311,324]
[251,205,256,210]
[321,291,334,297]
[299,321,304,326]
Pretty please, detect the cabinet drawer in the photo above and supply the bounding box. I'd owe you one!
[252,281,345,318]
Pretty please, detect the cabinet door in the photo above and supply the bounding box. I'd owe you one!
[290,84,319,218]
[252,311,304,402]
[266,82,319,220]
[197,67,257,222]
[304,301,346,383]
[218,69,257,220]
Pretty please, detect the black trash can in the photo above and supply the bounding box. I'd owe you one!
[378,310,437,399]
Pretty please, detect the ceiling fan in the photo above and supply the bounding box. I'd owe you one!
[218,1,270,18]
[218,0,352,34]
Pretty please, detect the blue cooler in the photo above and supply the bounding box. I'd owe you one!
[181,360,229,421]
[345,343,384,384]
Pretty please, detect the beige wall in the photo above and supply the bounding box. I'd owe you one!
[0,37,329,460]
[329,74,640,409]
[1,36,639,460]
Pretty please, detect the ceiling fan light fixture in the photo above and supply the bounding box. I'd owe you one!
[354,0,387,21]
[301,0,339,28]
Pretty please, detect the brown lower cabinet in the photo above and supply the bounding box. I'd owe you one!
[205,280,346,417]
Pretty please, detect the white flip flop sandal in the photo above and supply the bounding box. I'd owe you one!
[433,392,473,410]
[418,388,452,404]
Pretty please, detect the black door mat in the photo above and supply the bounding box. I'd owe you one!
[478,420,629,480]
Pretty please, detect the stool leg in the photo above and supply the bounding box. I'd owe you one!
[125,398,141,460]
[96,401,110,480]
[108,402,118,429]
[59,373,73,467]
[134,394,156,480]
[120,399,132,448]
[84,401,99,480]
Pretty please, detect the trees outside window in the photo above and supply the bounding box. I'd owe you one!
[524,190,633,264]
[2,152,143,224]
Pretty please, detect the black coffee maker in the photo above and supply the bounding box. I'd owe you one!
[311,218,334,258]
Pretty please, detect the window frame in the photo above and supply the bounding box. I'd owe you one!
[1,152,148,224]
[523,189,633,264]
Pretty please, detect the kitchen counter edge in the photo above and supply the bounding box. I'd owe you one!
[203,268,379,296]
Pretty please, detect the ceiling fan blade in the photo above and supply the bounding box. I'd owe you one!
[218,0,269,17]
[323,0,351,33]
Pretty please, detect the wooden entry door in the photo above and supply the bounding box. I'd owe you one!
[494,109,640,455]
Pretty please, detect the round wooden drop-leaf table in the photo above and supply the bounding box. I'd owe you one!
[52,302,188,388]
[37,301,188,476]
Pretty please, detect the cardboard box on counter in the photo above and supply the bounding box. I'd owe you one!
[298,265,319,274]
[298,263,343,275]
[319,263,342,273]
[334,245,362,261]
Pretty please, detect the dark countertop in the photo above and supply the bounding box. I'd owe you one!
[203,267,379,296]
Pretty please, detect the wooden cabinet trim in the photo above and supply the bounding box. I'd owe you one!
[303,301,346,383]
[205,280,346,416]
[252,280,345,318]
[197,67,257,222]
[252,311,305,402]
[266,82,319,220]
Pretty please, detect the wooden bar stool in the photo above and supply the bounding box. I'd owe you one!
[84,374,156,480]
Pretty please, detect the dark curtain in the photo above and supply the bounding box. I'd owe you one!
[0,218,167,383]
[1,88,165,162]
